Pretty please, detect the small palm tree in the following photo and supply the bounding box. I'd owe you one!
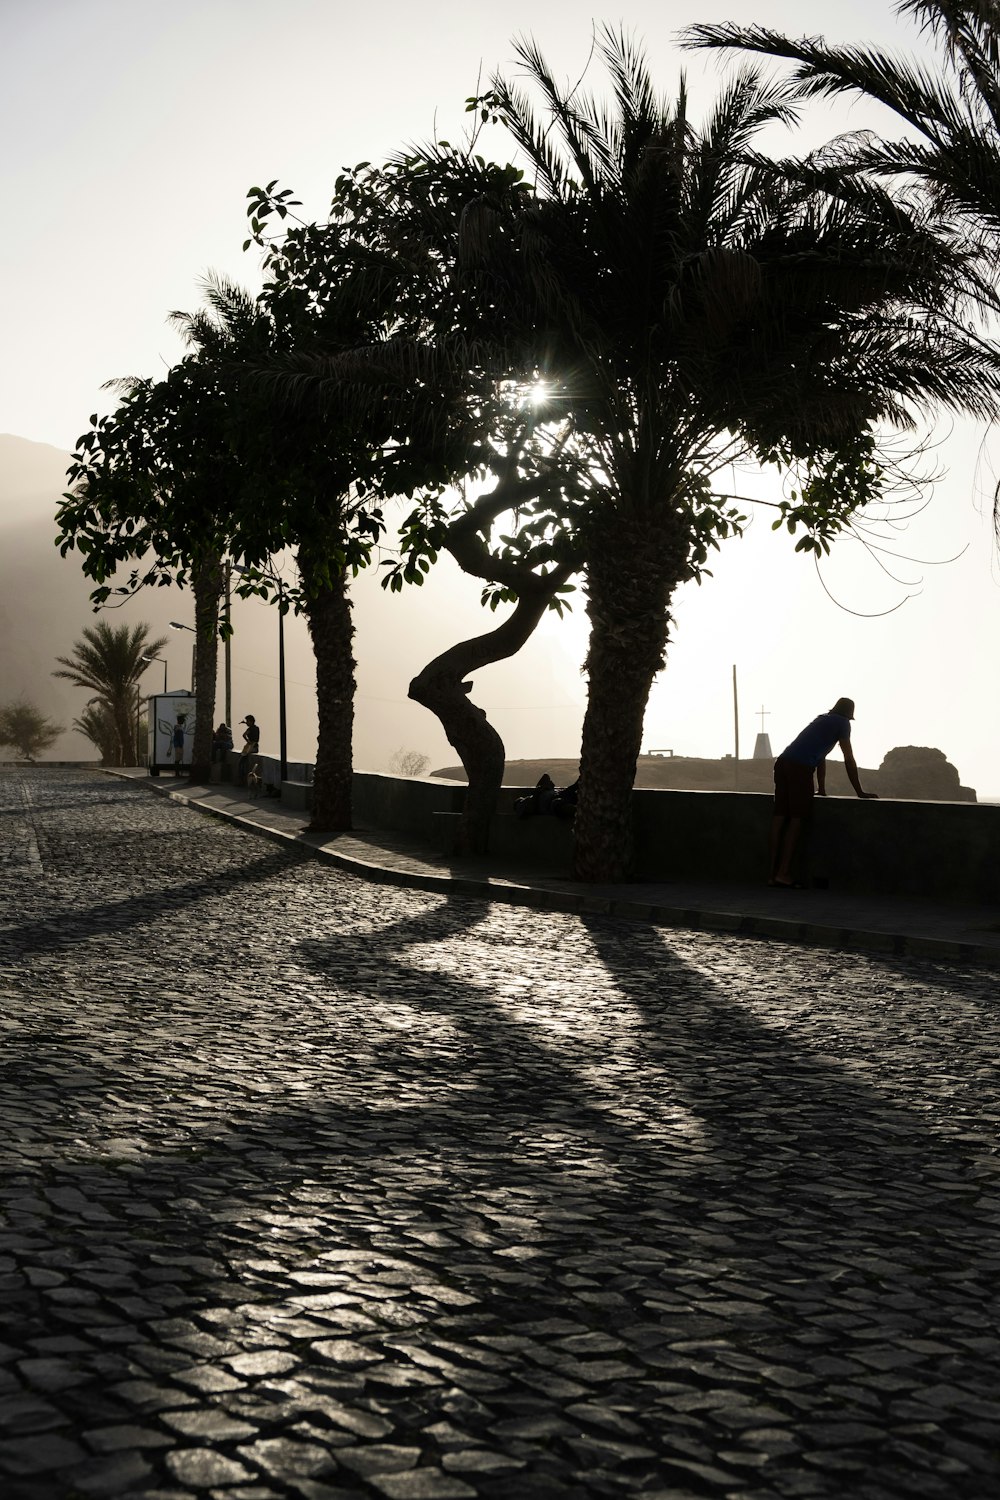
[72,701,121,765]
[54,621,167,766]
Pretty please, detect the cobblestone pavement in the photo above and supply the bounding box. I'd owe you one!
[2,767,999,1500]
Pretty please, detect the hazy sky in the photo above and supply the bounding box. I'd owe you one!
[4,0,1000,796]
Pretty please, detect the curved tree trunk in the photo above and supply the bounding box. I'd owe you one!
[189,552,224,784]
[409,663,506,856]
[573,514,687,882]
[409,567,573,855]
[302,558,355,832]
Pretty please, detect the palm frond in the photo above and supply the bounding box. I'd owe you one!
[685,22,972,138]
[508,35,619,197]
[596,24,664,141]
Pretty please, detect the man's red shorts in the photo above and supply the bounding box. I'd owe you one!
[773,756,815,818]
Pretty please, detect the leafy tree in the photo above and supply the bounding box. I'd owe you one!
[387,748,430,777]
[247,161,586,850]
[58,364,236,782]
[441,30,1000,879]
[0,701,64,760]
[52,621,166,766]
[383,427,583,849]
[58,245,394,828]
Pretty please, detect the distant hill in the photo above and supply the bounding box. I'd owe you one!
[0,434,102,758]
[0,434,239,761]
[434,749,976,802]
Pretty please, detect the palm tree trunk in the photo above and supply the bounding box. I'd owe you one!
[302,561,354,832]
[574,515,685,882]
[111,702,131,767]
[189,553,224,783]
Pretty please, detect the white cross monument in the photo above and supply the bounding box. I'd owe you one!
[753,705,772,760]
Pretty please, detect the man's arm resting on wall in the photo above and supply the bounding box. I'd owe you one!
[841,740,878,799]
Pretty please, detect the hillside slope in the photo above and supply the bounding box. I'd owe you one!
[434,751,976,801]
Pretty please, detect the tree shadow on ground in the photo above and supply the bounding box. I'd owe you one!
[4,781,1000,1496]
[0,841,310,961]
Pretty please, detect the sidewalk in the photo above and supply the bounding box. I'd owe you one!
[111,768,1000,967]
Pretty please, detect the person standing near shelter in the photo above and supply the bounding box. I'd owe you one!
[770,697,877,888]
[237,714,260,786]
[171,714,187,777]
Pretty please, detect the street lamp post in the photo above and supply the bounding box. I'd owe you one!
[277,576,287,787]
[223,562,232,730]
[169,622,196,689]
[141,654,168,693]
[139,654,168,768]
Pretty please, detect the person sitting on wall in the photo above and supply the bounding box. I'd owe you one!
[551,778,579,819]
[769,696,877,888]
[237,714,260,786]
[514,774,557,818]
[212,723,233,763]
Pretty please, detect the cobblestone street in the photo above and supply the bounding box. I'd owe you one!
[1,767,999,1499]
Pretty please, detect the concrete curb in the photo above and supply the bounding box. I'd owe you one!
[115,771,1000,969]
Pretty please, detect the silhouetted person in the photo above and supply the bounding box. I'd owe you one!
[770,696,877,887]
[211,722,233,763]
[551,778,579,819]
[237,714,260,786]
[171,714,187,777]
[514,773,556,818]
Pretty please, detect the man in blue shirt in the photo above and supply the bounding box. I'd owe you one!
[770,697,877,887]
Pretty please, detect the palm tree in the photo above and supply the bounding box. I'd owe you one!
[72,701,120,765]
[687,1,1000,546]
[171,273,385,832]
[687,2,1000,243]
[54,621,167,767]
[452,29,1000,879]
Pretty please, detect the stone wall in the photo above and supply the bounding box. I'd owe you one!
[351,773,1000,904]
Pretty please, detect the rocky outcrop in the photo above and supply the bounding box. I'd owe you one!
[876,746,976,803]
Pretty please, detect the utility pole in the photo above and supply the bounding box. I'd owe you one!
[278,575,287,786]
[224,561,232,729]
[733,664,740,791]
